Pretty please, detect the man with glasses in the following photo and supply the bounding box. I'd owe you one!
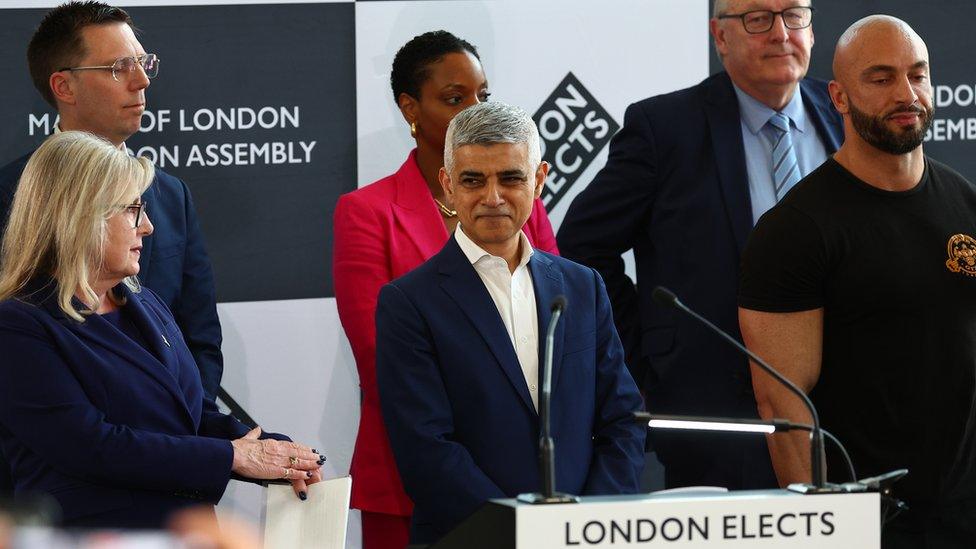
[558,0,843,491]
[0,2,225,493]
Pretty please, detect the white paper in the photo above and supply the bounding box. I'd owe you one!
[264,476,351,549]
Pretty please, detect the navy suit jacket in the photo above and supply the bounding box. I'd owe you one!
[0,281,247,528]
[0,154,223,400]
[557,72,843,489]
[0,155,223,494]
[376,236,646,544]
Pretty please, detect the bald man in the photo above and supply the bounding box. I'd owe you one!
[738,15,976,547]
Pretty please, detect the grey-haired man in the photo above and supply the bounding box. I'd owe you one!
[375,102,646,544]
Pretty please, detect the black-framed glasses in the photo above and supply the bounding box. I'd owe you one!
[59,53,160,82]
[120,201,148,229]
[718,6,815,34]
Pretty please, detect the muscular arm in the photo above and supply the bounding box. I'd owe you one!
[738,307,823,486]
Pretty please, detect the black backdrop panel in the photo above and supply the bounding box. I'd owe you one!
[0,3,356,302]
[709,1,975,182]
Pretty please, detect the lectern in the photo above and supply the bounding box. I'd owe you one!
[424,489,880,549]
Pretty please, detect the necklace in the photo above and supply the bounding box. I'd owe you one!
[433,197,457,218]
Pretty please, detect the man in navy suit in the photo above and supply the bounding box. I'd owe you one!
[557,0,843,491]
[0,2,224,492]
[376,102,646,544]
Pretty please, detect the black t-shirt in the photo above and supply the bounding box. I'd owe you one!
[739,156,976,516]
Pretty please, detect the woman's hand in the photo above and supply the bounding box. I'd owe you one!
[231,427,326,500]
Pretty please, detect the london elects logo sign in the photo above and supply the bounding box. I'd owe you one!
[533,73,619,211]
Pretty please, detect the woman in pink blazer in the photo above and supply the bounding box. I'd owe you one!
[333,31,558,549]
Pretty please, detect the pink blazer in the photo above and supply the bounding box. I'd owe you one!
[332,150,559,515]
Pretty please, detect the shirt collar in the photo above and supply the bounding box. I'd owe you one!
[455,224,534,269]
[732,82,808,135]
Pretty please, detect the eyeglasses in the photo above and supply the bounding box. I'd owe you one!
[59,53,160,82]
[120,201,148,229]
[718,6,815,34]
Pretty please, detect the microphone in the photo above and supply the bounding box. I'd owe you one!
[517,295,579,504]
[651,286,829,490]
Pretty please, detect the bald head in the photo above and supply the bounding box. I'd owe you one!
[827,14,933,157]
[833,15,928,84]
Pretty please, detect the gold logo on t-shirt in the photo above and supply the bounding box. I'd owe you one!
[946,234,976,277]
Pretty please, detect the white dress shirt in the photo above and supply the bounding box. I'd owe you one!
[455,225,540,410]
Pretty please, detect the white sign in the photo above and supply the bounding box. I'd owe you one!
[515,492,880,548]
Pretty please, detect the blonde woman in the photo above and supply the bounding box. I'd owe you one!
[0,132,324,529]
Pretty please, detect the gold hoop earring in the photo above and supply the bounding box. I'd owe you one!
[410,121,417,138]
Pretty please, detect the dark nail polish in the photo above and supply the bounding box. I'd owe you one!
[312,449,318,454]
[320,454,327,462]
[317,459,325,466]
[306,471,312,478]
[299,491,307,501]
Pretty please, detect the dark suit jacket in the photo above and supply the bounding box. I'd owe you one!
[333,150,558,516]
[0,280,246,528]
[0,155,223,494]
[557,72,843,489]
[376,236,646,544]
[0,154,223,400]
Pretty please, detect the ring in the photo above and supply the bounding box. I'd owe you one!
[281,468,292,479]
[289,457,299,466]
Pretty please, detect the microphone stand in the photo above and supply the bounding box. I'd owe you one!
[518,296,579,504]
[635,411,909,516]
[651,287,832,492]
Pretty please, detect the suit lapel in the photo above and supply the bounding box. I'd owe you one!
[801,80,844,153]
[44,285,195,428]
[704,73,753,254]
[437,237,537,416]
[529,253,566,392]
[391,151,449,261]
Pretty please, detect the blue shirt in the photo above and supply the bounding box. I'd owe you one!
[733,83,829,224]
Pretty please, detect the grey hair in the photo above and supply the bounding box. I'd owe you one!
[713,0,813,17]
[443,102,542,174]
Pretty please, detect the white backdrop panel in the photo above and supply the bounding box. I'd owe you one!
[214,297,361,548]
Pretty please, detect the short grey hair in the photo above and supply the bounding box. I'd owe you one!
[443,102,542,174]
[713,0,813,17]
[713,0,729,16]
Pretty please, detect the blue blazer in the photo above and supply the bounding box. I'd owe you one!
[0,281,246,528]
[0,155,223,400]
[376,236,646,544]
[557,72,844,489]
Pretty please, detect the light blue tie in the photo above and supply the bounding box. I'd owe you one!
[768,112,800,201]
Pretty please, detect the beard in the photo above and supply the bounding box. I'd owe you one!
[848,99,934,155]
